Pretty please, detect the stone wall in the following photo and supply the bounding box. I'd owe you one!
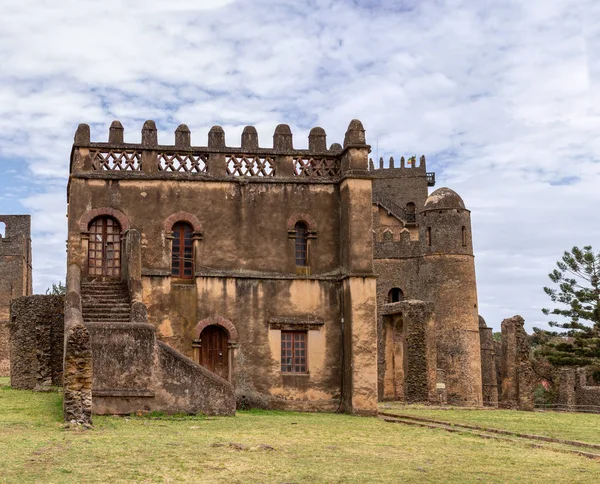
[380,300,436,403]
[557,367,600,409]
[87,321,236,415]
[479,316,498,407]
[9,295,64,390]
[499,315,534,410]
[0,215,33,376]
[0,322,9,376]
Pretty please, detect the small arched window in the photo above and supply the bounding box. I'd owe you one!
[462,226,467,247]
[295,221,308,266]
[406,202,416,223]
[388,288,404,303]
[426,227,432,247]
[172,222,194,278]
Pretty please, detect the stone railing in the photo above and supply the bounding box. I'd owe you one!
[72,122,349,180]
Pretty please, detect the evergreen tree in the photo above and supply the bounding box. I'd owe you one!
[532,246,600,367]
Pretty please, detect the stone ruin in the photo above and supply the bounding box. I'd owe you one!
[0,215,33,376]
[478,314,536,411]
[557,367,600,411]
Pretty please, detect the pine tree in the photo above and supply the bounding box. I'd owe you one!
[532,246,600,367]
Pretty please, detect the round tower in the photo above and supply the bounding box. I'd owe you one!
[418,187,482,405]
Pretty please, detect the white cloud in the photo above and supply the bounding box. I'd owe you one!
[0,0,599,331]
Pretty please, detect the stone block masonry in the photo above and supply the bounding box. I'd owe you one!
[9,295,64,390]
[0,215,33,376]
[499,315,534,410]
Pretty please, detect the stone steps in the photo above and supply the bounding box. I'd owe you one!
[81,281,131,324]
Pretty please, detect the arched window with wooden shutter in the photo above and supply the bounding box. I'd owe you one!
[172,222,194,278]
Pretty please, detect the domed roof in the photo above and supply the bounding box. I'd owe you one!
[424,187,465,210]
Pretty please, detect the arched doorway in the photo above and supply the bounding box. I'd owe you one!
[198,325,229,380]
[87,216,122,277]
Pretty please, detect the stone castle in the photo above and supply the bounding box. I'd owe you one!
[3,118,495,419]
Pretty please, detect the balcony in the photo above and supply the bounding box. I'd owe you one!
[427,172,436,186]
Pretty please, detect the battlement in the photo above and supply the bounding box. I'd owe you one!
[70,120,374,182]
[369,155,435,186]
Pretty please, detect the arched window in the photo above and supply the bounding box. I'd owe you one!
[462,226,467,247]
[388,288,404,303]
[406,202,416,223]
[295,221,308,266]
[88,216,122,277]
[172,222,194,278]
[426,227,432,247]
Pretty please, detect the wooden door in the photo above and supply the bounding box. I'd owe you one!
[88,216,121,277]
[199,325,229,380]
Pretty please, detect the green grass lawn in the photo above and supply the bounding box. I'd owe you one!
[379,402,600,443]
[0,378,598,483]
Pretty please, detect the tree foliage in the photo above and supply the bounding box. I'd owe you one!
[532,246,600,367]
[45,281,66,296]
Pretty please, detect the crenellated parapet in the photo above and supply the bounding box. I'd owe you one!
[369,155,435,186]
[70,120,372,184]
[373,229,421,259]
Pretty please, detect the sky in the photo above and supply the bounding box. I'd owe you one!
[1,0,599,332]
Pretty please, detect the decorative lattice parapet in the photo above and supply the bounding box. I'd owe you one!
[369,155,435,186]
[69,120,375,182]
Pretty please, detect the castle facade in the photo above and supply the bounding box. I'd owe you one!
[65,118,483,414]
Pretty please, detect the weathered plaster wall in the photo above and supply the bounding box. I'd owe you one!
[148,276,344,411]
[68,178,341,276]
[9,295,64,390]
[86,321,235,416]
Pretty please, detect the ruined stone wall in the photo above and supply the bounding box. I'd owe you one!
[494,340,502,399]
[558,367,600,409]
[0,215,33,376]
[380,300,436,403]
[9,295,64,390]
[499,315,534,410]
[479,316,498,407]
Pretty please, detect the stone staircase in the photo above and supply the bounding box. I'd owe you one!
[81,281,131,323]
